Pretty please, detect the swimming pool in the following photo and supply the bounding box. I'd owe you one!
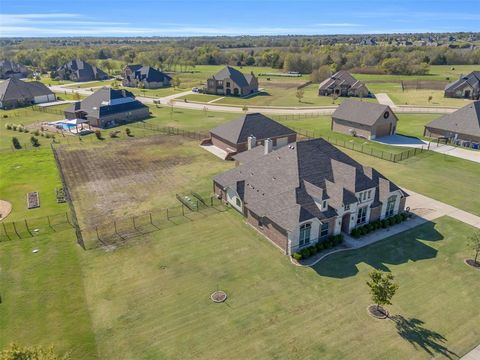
[59,123,77,130]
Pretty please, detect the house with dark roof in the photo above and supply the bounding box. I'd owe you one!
[319,70,370,98]
[205,66,258,96]
[64,87,149,128]
[424,101,480,144]
[332,100,398,140]
[0,78,56,109]
[0,60,31,79]
[213,138,408,254]
[122,65,172,89]
[206,113,296,158]
[444,72,480,100]
[55,60,108,82]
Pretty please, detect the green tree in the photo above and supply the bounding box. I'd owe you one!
[11,137,21,149]
[296,89,304,103]
[468,231,480,265]
[172,76,181,89]
[30,136,40,147]
[366,270,399,314]
[0,343,69,360]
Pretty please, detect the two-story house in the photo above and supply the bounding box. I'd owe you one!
[205,66,258,96]
[122,65,171,89]
[213,138,407,255]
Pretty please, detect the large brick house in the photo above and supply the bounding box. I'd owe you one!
[205,66,258,96]
[444,72,480,100]
[55,59,108,82]
[331,100,398,140]
[319,71,370,97]
[207,113,296,158]
[213,138,408,255]
[424,101,480,144]
[122,65,171,89]
[0,77,56,109]
[64,87,149,128]
[0,60,30,79]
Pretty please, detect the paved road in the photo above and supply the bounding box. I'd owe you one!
[461,345,480,360]
[50,83,458,115]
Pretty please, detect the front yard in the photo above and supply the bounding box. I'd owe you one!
[1,213,478,359]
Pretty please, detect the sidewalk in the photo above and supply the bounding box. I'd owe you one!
[292,188,480,267]
[460,345,480,360]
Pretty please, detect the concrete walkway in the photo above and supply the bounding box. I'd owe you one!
[429,143,480,164]
[376,93,396,107]
[293,187,480,267]
[460,345,480,360]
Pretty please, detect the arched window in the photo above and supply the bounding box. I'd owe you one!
[386,195,397,217]
[299,223,311,247]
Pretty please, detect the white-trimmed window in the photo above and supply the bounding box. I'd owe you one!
[319,223,329,239]
[299,223,311,247]
[386,195,396,217]
[357,206,367,225]
[322,200,327,209]
[344,204,350,211]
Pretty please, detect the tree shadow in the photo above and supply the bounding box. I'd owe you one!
[391,315,459,359]
[314,221,444,278]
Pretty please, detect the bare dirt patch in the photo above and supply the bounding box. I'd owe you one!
[367,305,389,319]
[464,259,480,270]
[0,200,12,221]
[54,134,231,229]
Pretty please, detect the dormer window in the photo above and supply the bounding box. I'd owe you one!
[344,204,350,211]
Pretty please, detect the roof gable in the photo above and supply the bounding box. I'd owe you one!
[425,101,480,137]
[332,100,394,126]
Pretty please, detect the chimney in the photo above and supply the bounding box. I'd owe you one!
[247,135,257,150]
[264,138,273,155]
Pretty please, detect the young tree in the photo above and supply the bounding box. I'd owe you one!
[296,89,304,103]
[125,128,132,137]
[30,136,40,147]
[11,137,21,149]
[242,105,249,112]
[428,95,433,103]
[172,76,181,89]
[366,270,399,315]
[468,231,480,265]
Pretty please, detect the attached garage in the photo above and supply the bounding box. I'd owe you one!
[0,77,56,109]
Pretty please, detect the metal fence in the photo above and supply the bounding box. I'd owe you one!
[130,122,209,140]
[31,105,65,115]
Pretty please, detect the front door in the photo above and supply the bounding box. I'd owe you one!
[341,213,350,233]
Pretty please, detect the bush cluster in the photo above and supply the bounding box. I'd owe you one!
[292,234,343,261]
[351,212,409,238]
[5,123,29,133]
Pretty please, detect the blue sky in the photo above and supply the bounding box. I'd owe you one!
[1,0,479,37]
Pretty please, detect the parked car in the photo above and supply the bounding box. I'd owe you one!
[192,87,199,93]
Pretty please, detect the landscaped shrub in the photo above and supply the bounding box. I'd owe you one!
[3,114,7,118]
[12,137,21,149]
[300,248,311,259]
[33,130,40,136]
[30,136,39,147]
[44,133,51,139]
[292,252,302,261]
[125,128,132,136]
[367,223,374,232]
[316,242,324,251]
[351,228,360,238]
[309,245,318,255]
[95,130,102,140]
[400,212,408,221]
[12,124,18,131]
[5,123,12,130]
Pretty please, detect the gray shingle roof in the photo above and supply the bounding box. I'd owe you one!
[445,72,480,92]
[127,65,171,83]
[332,100,395,126]
[425,101,480,137]
[57,59,108,81]
[319,70,367,91]
[210,113,295,144]
[64,87,147,118]
[212,66,253,88]
[214,138,405,232]
[0,77,53,102]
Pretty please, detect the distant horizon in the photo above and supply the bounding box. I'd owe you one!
[1,0,479,38]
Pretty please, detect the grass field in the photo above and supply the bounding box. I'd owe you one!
[2,212,478,359]
[0,230,97,359]
[55,135,233,230]
[344,149,480,216]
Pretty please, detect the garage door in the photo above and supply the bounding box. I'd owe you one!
[275,137,288,149]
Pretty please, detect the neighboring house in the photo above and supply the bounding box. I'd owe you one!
[205,66,258,96]
[444,72,480,100]
[0,78,56,109]
[64,87,149,128]
[0,60,30,79]
[331,100,398,140]
[318,70,370,97]
[213,138,408,255]
[207,113,296,158]
[56,60,108,82]
[122,65,171,89]
[424,101,480,144]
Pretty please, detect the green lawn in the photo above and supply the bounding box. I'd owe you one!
[395,113,440,138]
[3,213,476,359]
[343,149,480,217]
[0,230,98,359]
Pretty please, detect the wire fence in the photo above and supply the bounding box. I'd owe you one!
[31,105,64,116]
[129,122,209,140]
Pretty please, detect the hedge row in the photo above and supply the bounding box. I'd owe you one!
[351,212,410,238]
[5,124,54,138]
[292,234,344,261]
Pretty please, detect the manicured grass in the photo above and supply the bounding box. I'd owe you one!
[180,84,377,107]
[0,148,67,220]
[395,113,440,138]
[343,149,480,216]
[77,213,479,359]
[0,230,98,359]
